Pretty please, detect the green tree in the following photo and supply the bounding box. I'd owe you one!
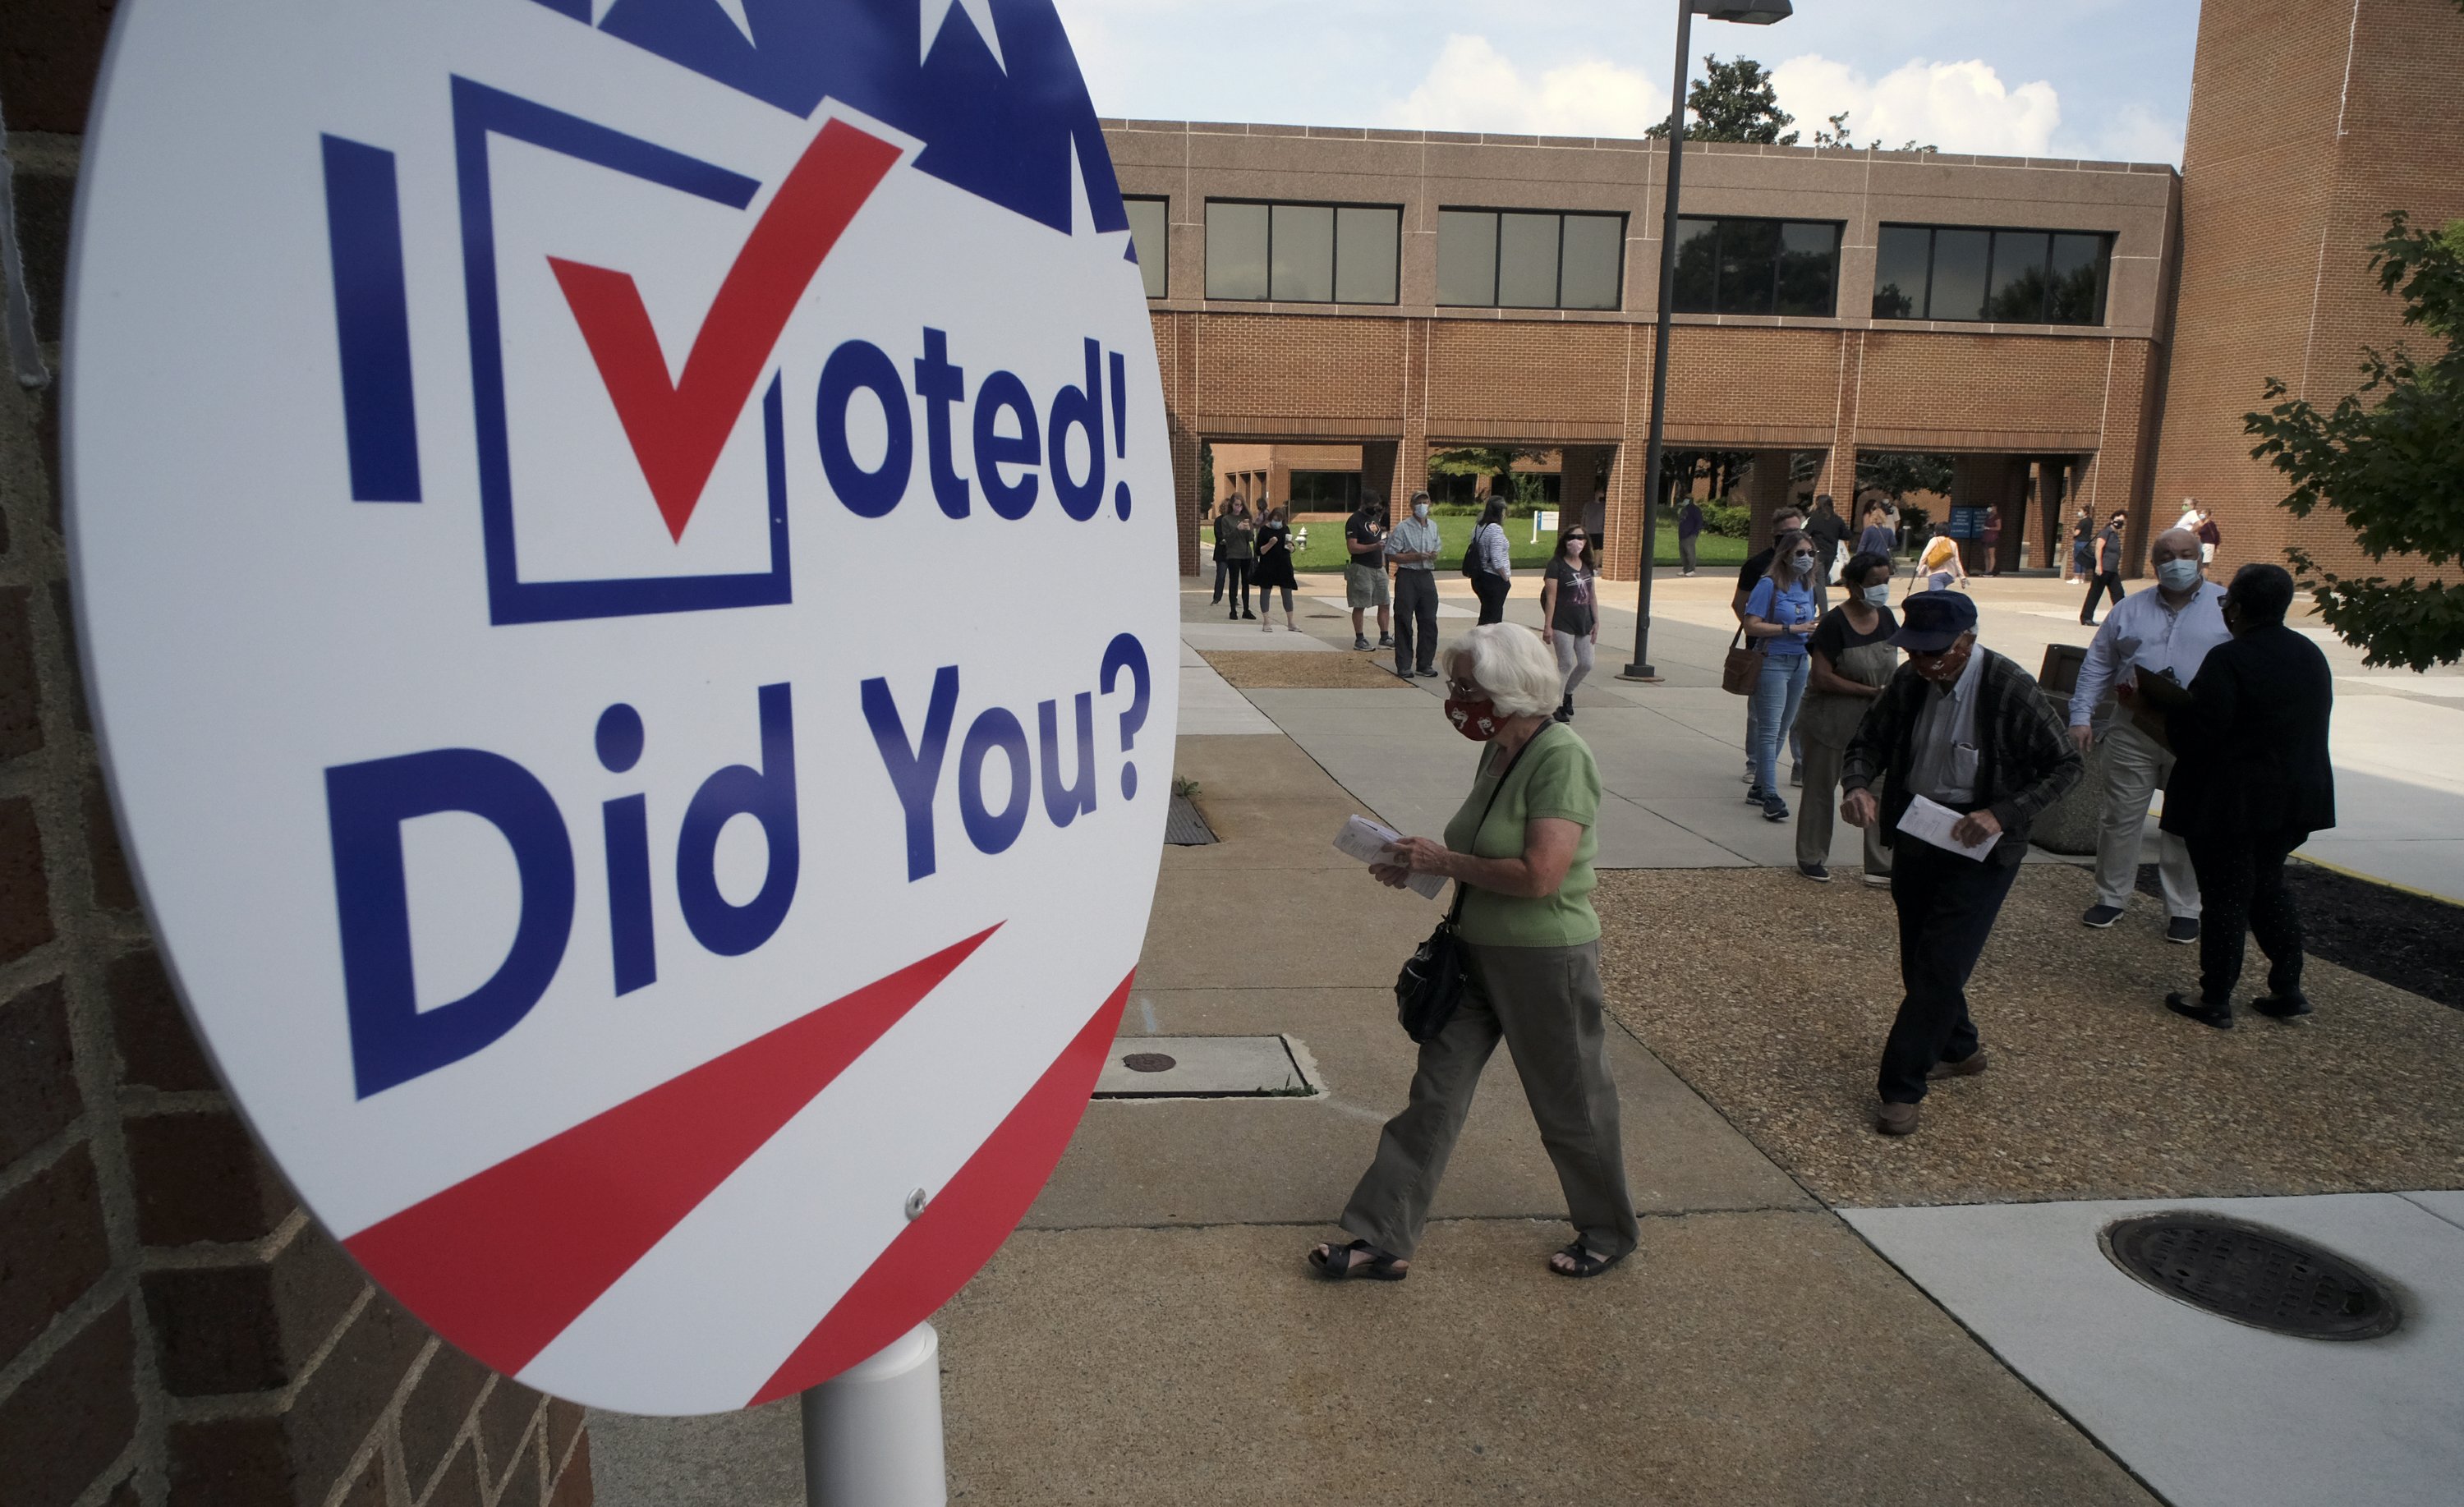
[1645,55,1797,145]
[2245,212,2464,670]
[1198,439,1215,515]
[1810,108,1934,154]
[1856,452,1955,500]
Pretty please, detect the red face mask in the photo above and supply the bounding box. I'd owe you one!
[1445,697,1500,741]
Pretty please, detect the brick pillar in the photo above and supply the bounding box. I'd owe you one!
[0,37,591,1507]
[1951,455,2020,572]
[1559,445,1611,538]
[1599,443,1644,581]
[2038,460,2071,574]
[1740,450,1795,550]
[1358,439,1402,514]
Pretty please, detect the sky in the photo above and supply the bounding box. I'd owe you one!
[1057,0,2203,163]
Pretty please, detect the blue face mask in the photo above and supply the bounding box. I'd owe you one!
[2157,558,2202,591]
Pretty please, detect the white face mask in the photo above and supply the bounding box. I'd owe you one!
[1412,503,1429,521]
[2156,558,2202,591]
[1864,585,1892,607]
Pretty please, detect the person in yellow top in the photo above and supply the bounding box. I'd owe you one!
[1915,522,1968,595]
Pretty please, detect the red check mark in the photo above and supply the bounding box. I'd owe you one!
[549,121,901,542]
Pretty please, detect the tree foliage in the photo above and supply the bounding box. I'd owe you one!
[1856,452,1955,500]
[2245,212,2464,670]
[1645,55,1796,145]
[1810,108,1934,154]
[1427,445,1549,479]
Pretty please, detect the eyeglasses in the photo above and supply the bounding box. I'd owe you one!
[1445,680,1487,699]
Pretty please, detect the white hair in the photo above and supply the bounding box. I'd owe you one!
[1449,623,1564,719]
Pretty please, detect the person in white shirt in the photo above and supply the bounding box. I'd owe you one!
[2068,527,2232,942]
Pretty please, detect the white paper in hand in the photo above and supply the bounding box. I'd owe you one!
[1896,794,1997,861]
[1334,815,1446,899]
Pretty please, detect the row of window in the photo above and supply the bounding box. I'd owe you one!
[1124,198,2113,327]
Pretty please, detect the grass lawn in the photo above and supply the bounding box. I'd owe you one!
[1278,514,1749,573]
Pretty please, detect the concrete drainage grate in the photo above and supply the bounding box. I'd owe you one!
[2100,1212,2401,1340]
[1092,1036,1318,1099]
[1164,794,1216,846]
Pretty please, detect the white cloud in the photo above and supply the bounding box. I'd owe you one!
[2070,103,2186,164]
[1771,55,2062,158]
[1381,35,1671,139]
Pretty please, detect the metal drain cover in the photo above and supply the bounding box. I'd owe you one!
[1164,794,1216,846]
[2101,1212,2400,1340]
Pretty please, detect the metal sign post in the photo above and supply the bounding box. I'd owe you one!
[802,1326,946,1507]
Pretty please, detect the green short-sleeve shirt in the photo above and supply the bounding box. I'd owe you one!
[1441,724,1602,947]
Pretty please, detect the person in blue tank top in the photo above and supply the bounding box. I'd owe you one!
[1742,528,1822,822]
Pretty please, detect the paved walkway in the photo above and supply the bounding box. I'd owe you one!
[588,564,2462,1505]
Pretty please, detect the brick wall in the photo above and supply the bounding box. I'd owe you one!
[2,25,591,1507]
[2151,0,2464,582]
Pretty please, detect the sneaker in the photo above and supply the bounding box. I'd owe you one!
[1876,1101,1920,1136]
[1741,764,1754,784]
[2251,993,2315,1019]
[1797,861,1831,882]
[1392,665,1415,680]
[1417,668,1440,678]
[1927,1050,1988,1082]
[1761,795,1790,823]
[2081,904,2125,928]
[1377,633,1393,647]
[2164,991,2234,1029]
[1744,787,1767,805]
[1790,765,1804,788]
[2166,916,2201,944]
[1241,610,1257,620]
[1354,634,1371,650]
[1862,871,1892,888]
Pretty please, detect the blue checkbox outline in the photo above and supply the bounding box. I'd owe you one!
[452,76,794,626]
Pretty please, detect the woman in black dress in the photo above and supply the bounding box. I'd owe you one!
[1252,504,1302,632]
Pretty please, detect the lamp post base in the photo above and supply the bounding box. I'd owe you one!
[1617,664,1661,683]
[800,1324,946,1507]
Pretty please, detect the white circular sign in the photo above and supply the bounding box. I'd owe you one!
[67,0,1176,1413]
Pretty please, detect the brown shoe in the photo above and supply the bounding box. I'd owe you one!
[1876,1101,1920,1136]
[1927,1050,1988,1082]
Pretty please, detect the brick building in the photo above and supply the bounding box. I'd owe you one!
[2151,0,2464,581]
[1117,123,2183,581]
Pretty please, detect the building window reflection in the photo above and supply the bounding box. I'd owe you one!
[1204,200,1400,304]
[1124,196,1169,300]
[1436,209,1625,310]
[1873,223,2112,324]
[1668,216,1841,317]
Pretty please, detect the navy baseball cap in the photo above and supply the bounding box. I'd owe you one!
[1893,590,1979,652]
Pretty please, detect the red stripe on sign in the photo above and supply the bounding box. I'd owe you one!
[344,926,999,1376]
[748,970,1134,1405]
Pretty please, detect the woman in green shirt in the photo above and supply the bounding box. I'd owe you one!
[1308,624,1640,1283]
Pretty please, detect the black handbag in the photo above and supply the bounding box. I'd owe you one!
[1394,732,1542,1043]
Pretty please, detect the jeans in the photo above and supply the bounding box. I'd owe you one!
[1749,654,1809,797]
[1341,940,1639,1261]
[1878,838,2023,1103]
[1471,572,1510,624]
[2081,571,2123,621]
[1393,569,1440,673]
[2093,720,2198,915]
[2186,828,2308,1005]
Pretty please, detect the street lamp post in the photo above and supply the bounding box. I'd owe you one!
[1620,0,1793,681]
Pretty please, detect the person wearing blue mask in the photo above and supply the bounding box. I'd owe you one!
[2068,527,2232,943]
[1740,528,1822,822]
[1794,551,1900,883]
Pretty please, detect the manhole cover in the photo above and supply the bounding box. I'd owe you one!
[2100,1213,2400,1340]
[1120,1052,1177,1073]
[1164,794,1216,846]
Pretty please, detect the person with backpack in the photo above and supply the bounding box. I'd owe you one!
[1466,496,1513,624]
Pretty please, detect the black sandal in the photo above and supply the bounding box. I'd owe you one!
[1308,1238,1408,1281]
[1549,1242,1626,1279]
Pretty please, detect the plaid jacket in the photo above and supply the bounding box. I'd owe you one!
[1840,648,2082,867]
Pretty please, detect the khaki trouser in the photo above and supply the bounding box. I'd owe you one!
[2095,719,2200,916]
[1340,940,1639,1261]
[1795,705,1893,875]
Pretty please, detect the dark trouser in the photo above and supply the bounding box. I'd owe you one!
[2185,828,2308,1005]
[1679,534,1699,572]
[1878,838,2022,1104]
[1225,559,1251,613]
[2080,571,2123,621]
[1471,571,1510,624]
[1341,940,1639,1261]
[1211,552,1228,600]
[1393,568,1440,673]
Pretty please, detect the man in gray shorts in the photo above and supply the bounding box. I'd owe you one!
[1345,494,1392,650]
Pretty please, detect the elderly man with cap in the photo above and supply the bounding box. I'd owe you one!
[1840,592,2081,1136]
[2069,526,2232,943]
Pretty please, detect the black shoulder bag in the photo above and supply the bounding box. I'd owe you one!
[1394,731,1544,1043]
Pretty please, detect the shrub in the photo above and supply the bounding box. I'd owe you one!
[1701,500,1751,538]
